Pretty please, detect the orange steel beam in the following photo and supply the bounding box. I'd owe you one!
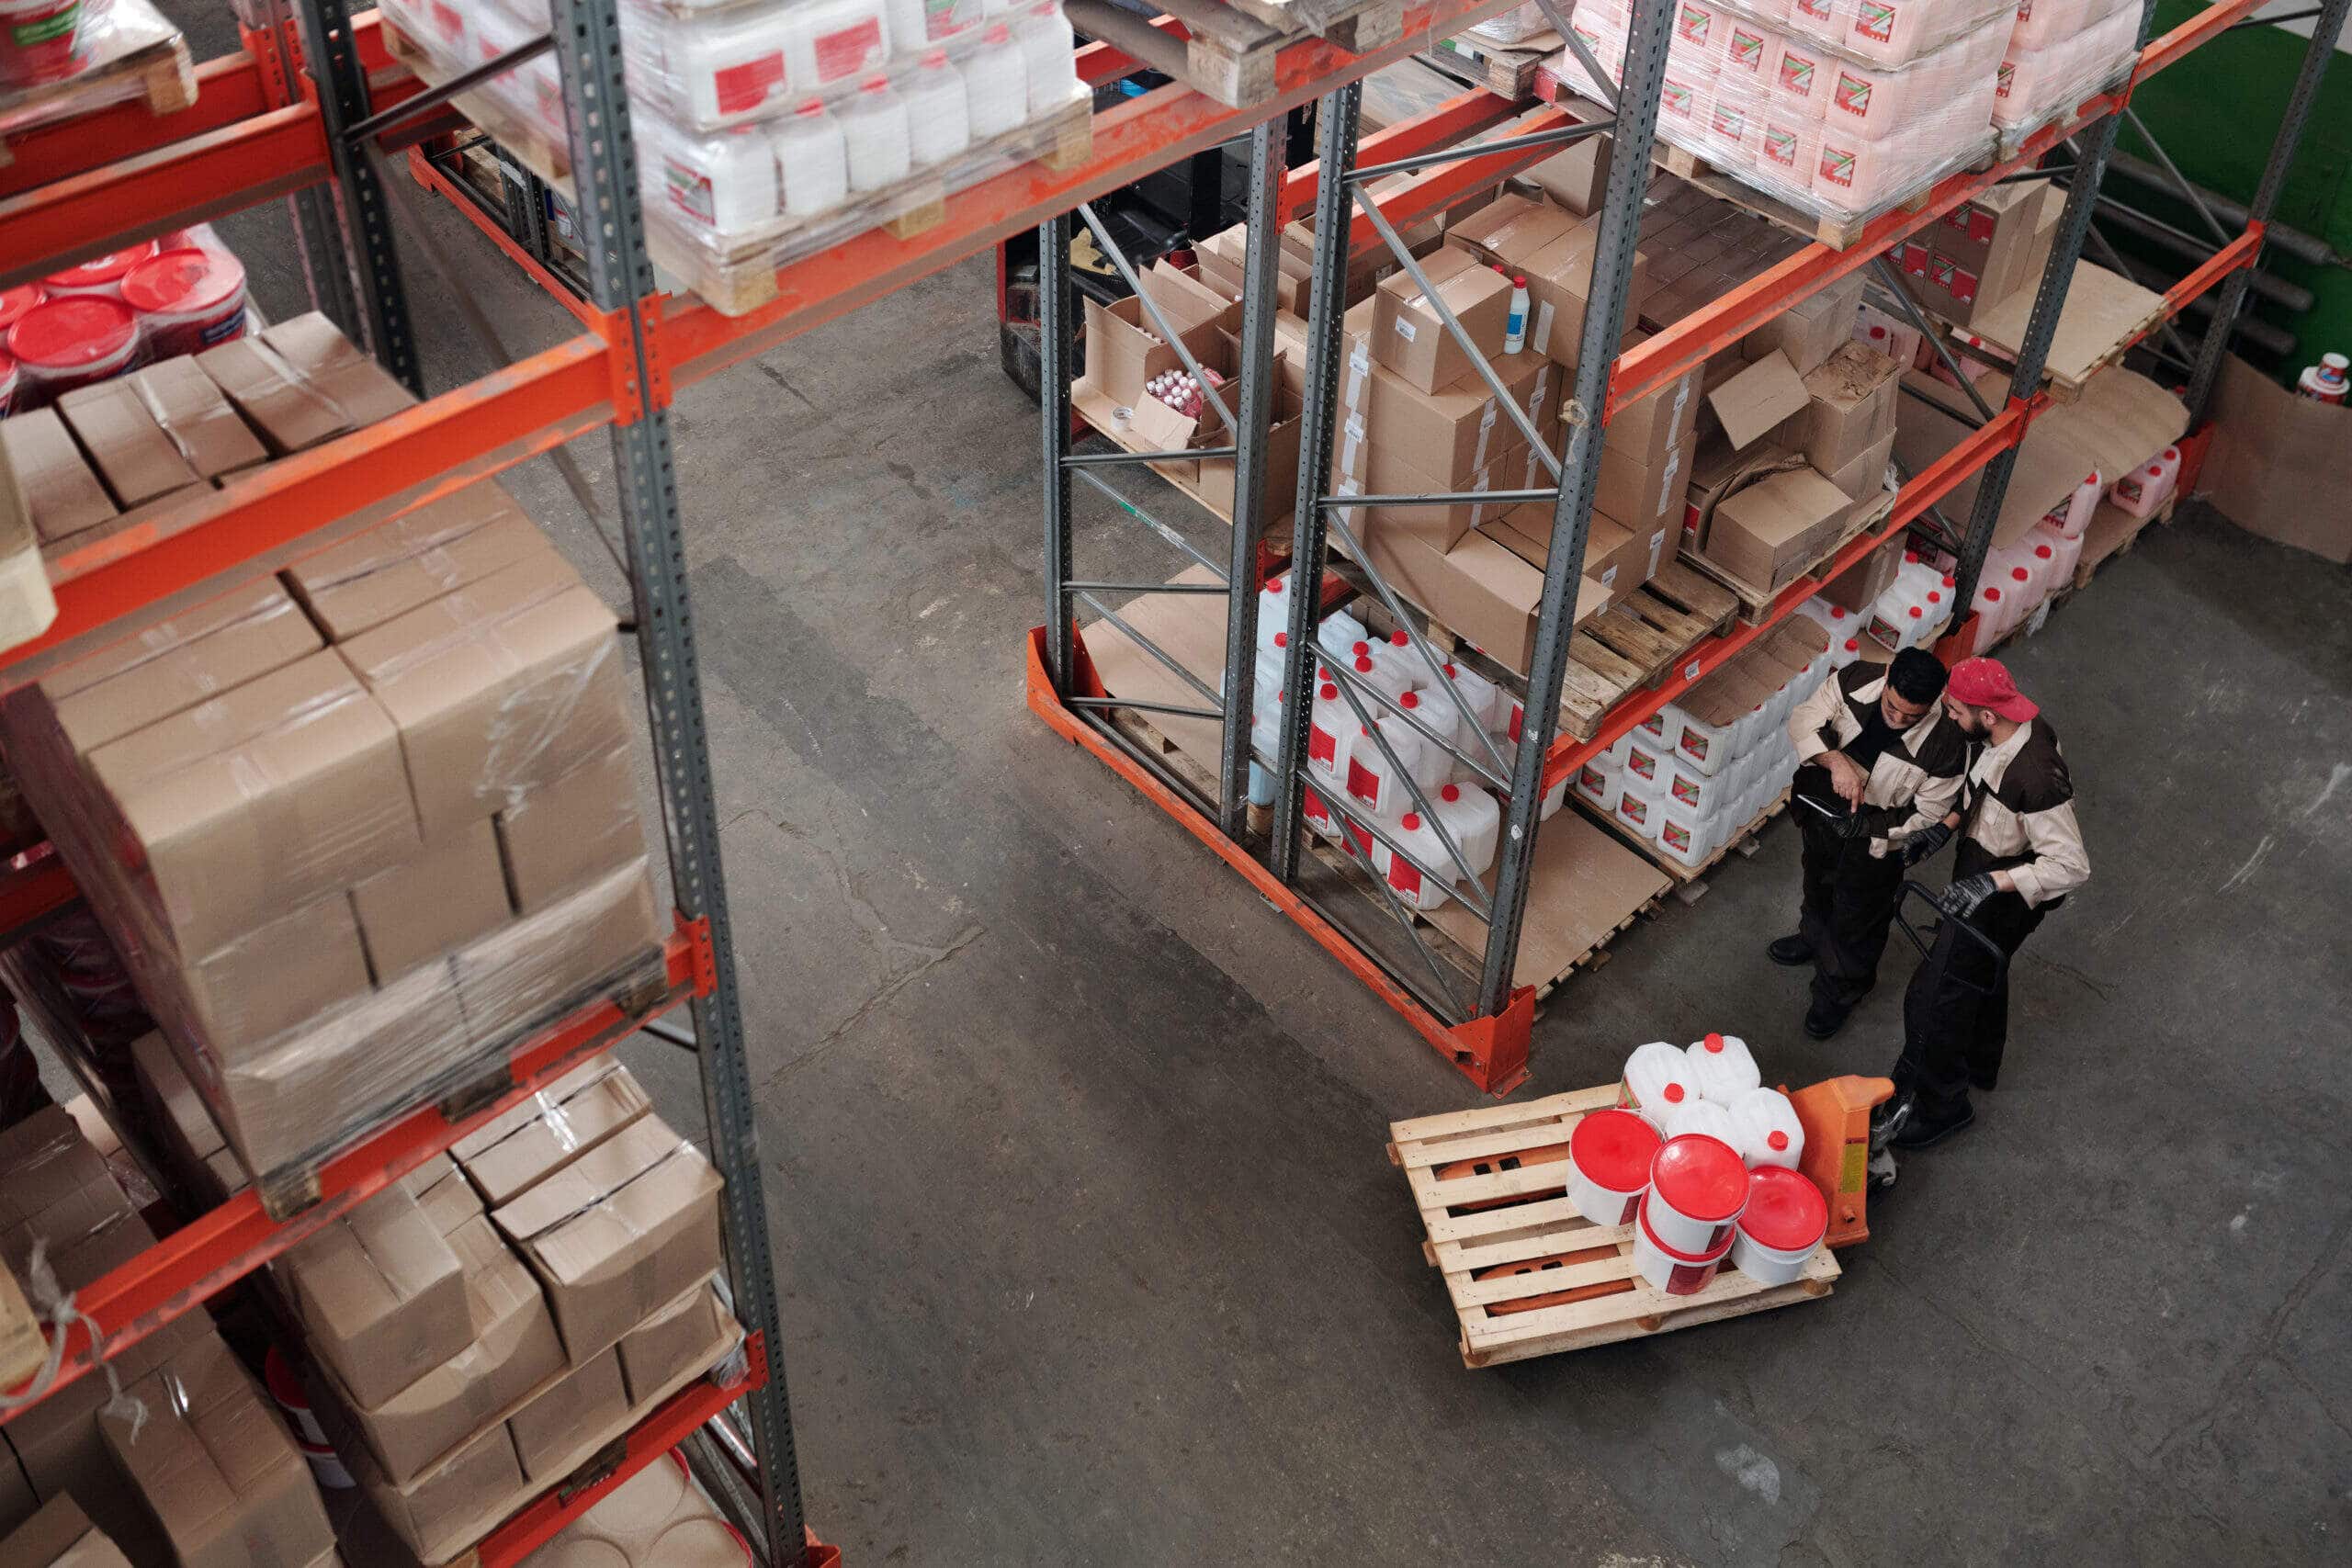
[1026,626,1534,1092]
[0,102,330,288]
[662,0,1523,386]
[405,143,602,329]
[2141,220,2264,354]
[2138,0,2269,79]
[476,1344,763,1566]
[0,53,273,199]
[1540,400,2035,789]
[0,926,707,1422]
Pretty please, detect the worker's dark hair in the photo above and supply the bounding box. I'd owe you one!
[1887,648,1950,705]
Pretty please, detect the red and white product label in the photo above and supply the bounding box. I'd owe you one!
[665,161,718,225]
[813,17,884,82]
[713,52,788,115]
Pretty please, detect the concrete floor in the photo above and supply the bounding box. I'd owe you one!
[144,18,2352,1557]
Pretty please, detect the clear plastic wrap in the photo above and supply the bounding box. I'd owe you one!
[0,487,665,1195]
[0,0,177,111]
[1468,1,1552,45]
[1992,0,2140,136]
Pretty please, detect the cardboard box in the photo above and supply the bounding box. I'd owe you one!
[1514,224,1653,371]
[615,1283,727,1406]
[1338,321,1553,491]
[1705,349,1809,451]
[100,1334,336,1568]
[2206,353,2352,563]
[1820,531,1905,611]
[352,816,514,980]
[451,858,662,1041]
[1822,429,1896,509]
[1611,326,1703,476]
[84,649,420,960]
[0,1496,133,1568]
[336,1213,564,1486]
[1078,267,1236,407]
[1445,192,1582,273]
[294,512,561,646]
[54,379,200,508]
[35,577,288,701]
[1195,378,1305,524]
[179,890,373,1055]
[361,1419,523,1565]
[452,1059,652,1209]
[1335,451,1527,554]
[119,357,271,482]
[1371,247,1512,393]
[280,1179,471,1409]
[508,1348,628,1481]
[130,1029,229,1192]
[1522,131,1614,216]
[491,1113,724,1363]
[493,745,646,913]
[1193,222,1315,314]
[1348,524,1608,674]
[1486,508,1651,603]
[1793,342,1903,475]
[1742,272,1866,376]
[46,586,322,752]
[342,556,627,839]
[285,482,519,634]
[1,409,117,546]
[195,312,414,456]
[1705,467,1851,592]
[1931,180,2051,289]
[401,1153,483,1237]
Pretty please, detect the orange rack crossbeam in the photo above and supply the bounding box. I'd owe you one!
[0,922,710,1421]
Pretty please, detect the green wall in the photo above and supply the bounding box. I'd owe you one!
[2123,6,2349,384]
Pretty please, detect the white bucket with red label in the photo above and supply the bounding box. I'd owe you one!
[42,243,158,300]
[1730,1164,1829,1285]
[1566,1108,1659,1227]
[6,296,139,403]
[121,247,250,360]
[1634,1194,1736,1296]
[1645,1133,1748,1253]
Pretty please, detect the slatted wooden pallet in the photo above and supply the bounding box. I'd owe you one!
[0,0,194,163]
[1420,28,1559,99]
[2071,492,2175,590]
[1387,1085,1839,1367]
[1682,489,1896,624]
[1227,0,1406,51]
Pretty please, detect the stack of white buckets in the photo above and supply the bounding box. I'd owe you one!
[1561,1033,1829,1298]
[1247,575,1567,914]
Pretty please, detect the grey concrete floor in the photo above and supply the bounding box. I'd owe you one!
[142,16,2352,1557]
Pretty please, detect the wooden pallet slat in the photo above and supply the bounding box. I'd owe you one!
[1390,1083,1840,1367]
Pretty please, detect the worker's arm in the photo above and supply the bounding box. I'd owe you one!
[1868,759,1965,852]
[1999,795,2090,907]
[1786,670,1843,764]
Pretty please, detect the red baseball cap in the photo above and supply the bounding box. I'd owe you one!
[1947,657,2038,721]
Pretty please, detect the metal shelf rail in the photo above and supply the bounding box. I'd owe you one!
[1027,0,2345,1093]
[0,2,1531,1562]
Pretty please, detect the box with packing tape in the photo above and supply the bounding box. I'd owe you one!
[0,481,664,1193]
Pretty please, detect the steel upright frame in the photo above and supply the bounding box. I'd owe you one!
[1030,0,2343,1092]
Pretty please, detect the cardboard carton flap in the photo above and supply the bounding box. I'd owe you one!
[1125,390,1200,453]
[1708,350,1810,449]
[492,1116,721,1287]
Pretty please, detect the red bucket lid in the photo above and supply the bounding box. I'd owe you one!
[8,297,138,370]
[0,284,42,334]
[1637,1193,1736,1263]
[1739,1165,1828,1251]
[1570,1108,1660,1192]
[44,243,158,290]
[121,248,246,316]
[1649,1134,1747,1222]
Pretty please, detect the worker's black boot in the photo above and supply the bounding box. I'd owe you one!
[1890,1098,1975,1151]
[1803,998,1850,1040]
[1767,934,1813,967]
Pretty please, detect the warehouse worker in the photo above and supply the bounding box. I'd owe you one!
[1770,647,1967,1041]
[1879,657,2089,1151]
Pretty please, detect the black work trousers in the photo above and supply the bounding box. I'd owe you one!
[1898,889,2048,1113]
[1794,798,1905,1015]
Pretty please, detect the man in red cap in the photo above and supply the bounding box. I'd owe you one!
[1879,657,2089,1150]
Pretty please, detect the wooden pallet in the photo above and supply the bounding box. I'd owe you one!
[2071,492,2174,590]
[1420,27,1560,99]
[1387,1085,1839,1367]
[1580,785,1789,888]
[1954,261,2170,403]
[1227,0,1406,51]
[0,0,194,163]
[386,20,1091,316]
[1681,489,1895,624]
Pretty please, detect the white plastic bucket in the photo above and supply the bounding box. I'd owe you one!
[1655,807,1714,870]
[41,243,157,300]
[122,246,250,359]
[1684,1032,1760,1101]
[1730,1164,1828,1284]
[1645,1133,1748,1253]
[1566,1107,1659,1227]
[1727,1086,1804,1169]
[7,295,139,403]
[1634,1194,1736,1295]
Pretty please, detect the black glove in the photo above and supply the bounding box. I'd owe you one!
[1900,822,1953,867]
[1835,807,1876,841]
[1936,874,1998,919]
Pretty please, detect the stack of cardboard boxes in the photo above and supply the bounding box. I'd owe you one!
[1684,272,1904,596]
[1893,179,2058,331]
[0,1109,339,1568]
[276,1059,734,1564]
[0,479,662,1188]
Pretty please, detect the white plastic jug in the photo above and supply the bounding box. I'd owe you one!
[1826,633,1864,671]
[1306,680,1355,787]
[1727,1086,1804,1169]
[1619,1041,1698,1124]
[1390,687,1463,761]
[1540,773,1569,820]
[1015,0,1080,117]
[1344,648,1413,705]
[772,99,850,220]
[1622,729,1675,796]
[2109,446,2179,519]
[2032,515,2084,584]
[1676,705,1738,777]
[645,121,778,237]
[962,22,1028,140]
[1317,608,1369,665]
[1365,629,1425,694]
[1666,754,1736,824]
[1428,782,1499,879]
[1853,304,1920,371]
[903,49,971,167]
[2042,468,2099,539]
[1372,809,1454,912]
[888,0,983,49]
[1655,805,1715,870]
[1612,777,1663,841]
[839,76,910,194]
[1970,582,2009,651]
[1662,1096,1737,1145]
[1343,715,1439,821]
[1574,755,1621,809]
[1438,659,1503,735]
[1684,1032,1760,1101]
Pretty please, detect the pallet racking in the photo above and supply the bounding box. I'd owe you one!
[5,1,1529,1561]
[1028,0,2348,1094]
